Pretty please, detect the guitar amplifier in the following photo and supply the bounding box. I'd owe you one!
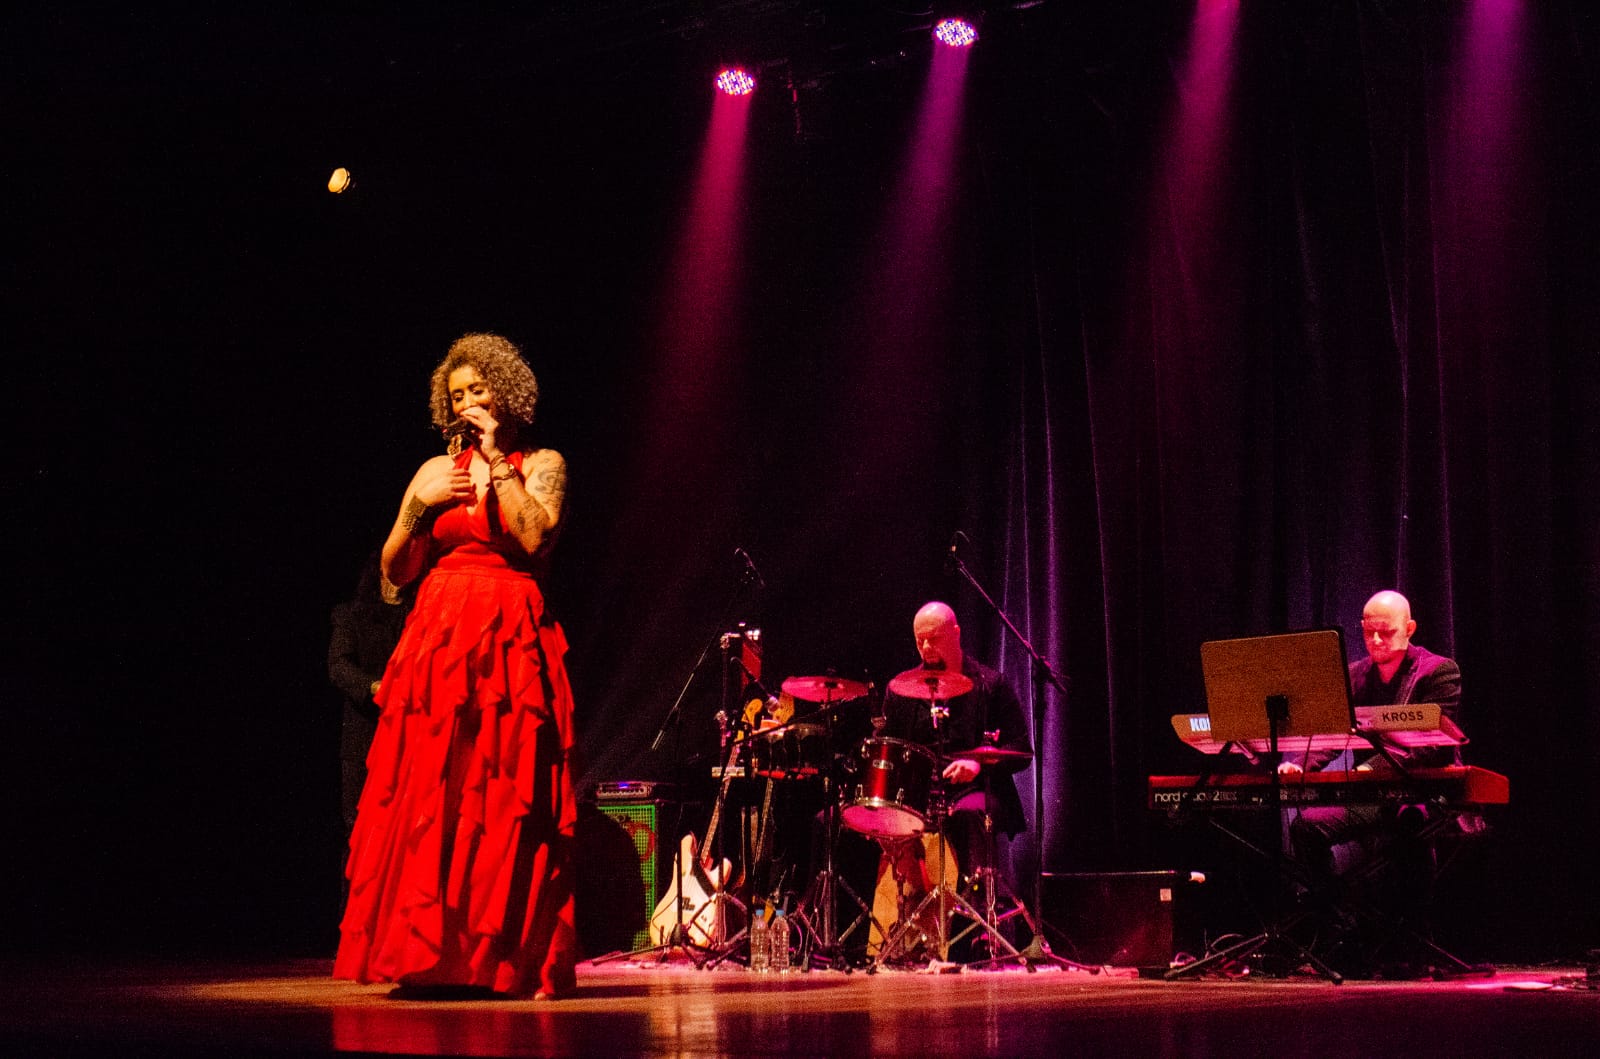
[577,795,680,955]
[1041,871,1184,974]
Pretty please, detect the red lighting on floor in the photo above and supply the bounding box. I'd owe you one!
[933,19,978,48]
[715,68,757,96]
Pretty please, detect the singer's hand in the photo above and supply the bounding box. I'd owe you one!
[412,460,474,507]
[459,405,503,459]
[942,758,980,785]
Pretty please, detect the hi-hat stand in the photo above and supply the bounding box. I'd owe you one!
[947,534,1094,972]
[793,750,874,966]
[959,757,1063,971]
[785,678,876,971]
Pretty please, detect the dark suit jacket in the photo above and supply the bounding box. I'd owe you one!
[1347,643,1463,769]
[1285,643,1464,772]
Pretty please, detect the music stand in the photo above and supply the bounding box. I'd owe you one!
[1202,629,1355,748]
[1166,629,1353,982]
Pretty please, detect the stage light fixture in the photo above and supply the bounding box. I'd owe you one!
[327,167,353,194]
[933,18,979,48]
[715,67,757,96]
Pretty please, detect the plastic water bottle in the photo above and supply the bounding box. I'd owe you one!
[770,910,790,973]
[749,909,770,972]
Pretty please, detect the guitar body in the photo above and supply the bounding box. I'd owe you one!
[649,700,766,947]
[650,834,733,946]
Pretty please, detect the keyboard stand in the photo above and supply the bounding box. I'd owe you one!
[1167,692,1342,983]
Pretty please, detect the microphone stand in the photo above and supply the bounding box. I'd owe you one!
[948,541,1092,972]
[648,572,755,755]
[595,566,758,966]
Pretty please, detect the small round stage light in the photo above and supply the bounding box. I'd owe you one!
[933,19,979,48]
[327,167,353,194]
[715,68,757,96]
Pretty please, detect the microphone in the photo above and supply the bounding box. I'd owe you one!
[735,547,765,589]
[443,417,479,456]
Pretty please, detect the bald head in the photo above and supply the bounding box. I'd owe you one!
[913,601,964,673]
[1360,590,1416,673]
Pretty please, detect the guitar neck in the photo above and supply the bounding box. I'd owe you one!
[699,733,744,872]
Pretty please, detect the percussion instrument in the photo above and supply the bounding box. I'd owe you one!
[781,675,871,702]
[867,832,958,962]
[841,736,939,838]
[885,667,974,701]
[746,723,830,779]
[946,745,1034,766]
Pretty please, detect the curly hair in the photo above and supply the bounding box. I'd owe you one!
[427,332,540,433]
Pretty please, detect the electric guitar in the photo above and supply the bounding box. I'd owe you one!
[649,722,745,946]
[746,693,790,897]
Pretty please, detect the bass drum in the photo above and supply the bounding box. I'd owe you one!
[840,737,938,838]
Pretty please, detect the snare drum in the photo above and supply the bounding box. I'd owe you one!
[840,737,939,838]
[746,724,829,779]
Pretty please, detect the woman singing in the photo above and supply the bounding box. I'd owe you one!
[335,332,578,998]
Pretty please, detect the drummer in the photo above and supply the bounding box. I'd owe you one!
[880,601,1033,881]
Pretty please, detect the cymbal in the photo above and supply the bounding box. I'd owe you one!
[886,667,974,701]
[781,675,870,702]
[947,745,1033,766]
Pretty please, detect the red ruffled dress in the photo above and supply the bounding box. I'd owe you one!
[335,450,578,997]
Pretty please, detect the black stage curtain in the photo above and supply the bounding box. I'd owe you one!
[6,3,1596,959]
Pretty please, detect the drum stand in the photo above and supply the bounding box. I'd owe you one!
[872,788,1019,969]
[960,775,1090,972]
[794,794,874,970]
[794,693,874,971]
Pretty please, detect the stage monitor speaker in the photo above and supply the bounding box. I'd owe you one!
[1041,870,1179,973]
[576,799,673,956]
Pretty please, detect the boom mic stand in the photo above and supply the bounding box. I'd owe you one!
[593,561,759,966]
[948,535,1093,972]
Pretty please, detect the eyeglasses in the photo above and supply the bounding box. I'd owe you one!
[1360,622,1403,640]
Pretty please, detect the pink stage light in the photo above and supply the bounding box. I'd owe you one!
[715,67,757,96]
[933,19,978,48]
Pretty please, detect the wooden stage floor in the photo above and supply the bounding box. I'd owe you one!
[2,955,1596,1058]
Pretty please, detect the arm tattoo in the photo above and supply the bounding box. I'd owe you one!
[515,496,552,536]
[511,456,565,538]
[532,463,567,507]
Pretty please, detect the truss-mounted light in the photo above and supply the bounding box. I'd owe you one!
[933,19,978,48]
[715,67,757,96]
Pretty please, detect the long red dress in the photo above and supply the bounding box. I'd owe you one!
[334,450,578,997]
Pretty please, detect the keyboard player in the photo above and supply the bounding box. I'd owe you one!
[1281,589,1463,778]
[1279,590,1473,966]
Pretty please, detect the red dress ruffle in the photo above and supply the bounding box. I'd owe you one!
[335,451,578,997]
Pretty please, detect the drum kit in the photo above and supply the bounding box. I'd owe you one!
[726,666,1036,970]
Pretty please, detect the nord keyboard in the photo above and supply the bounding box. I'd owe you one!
[1147,765,1509,810]
[1169,704,1465,757]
